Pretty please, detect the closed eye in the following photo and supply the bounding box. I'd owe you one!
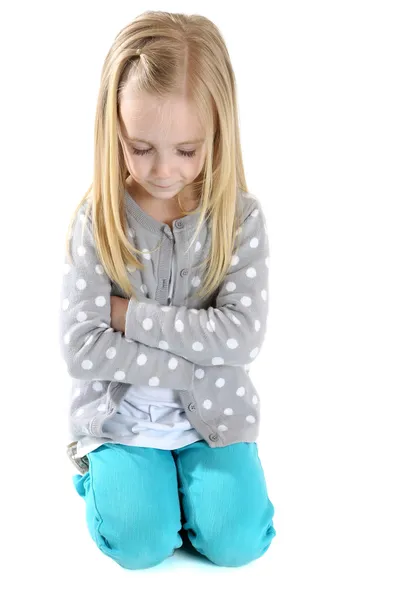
[131,147,196,158]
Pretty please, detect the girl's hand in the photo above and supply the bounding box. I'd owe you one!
[110,295,129,334]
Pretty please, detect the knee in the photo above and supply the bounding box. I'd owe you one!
[88,511,182,570]
[114,539,176,571]
[196,521,277,567]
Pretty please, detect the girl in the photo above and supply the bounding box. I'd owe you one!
[59,10,276,570]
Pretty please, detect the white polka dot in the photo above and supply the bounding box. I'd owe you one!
[76,279,86,290]
[261,289,267,301]
[192,341,204,351]
[76,311,87,322]
[95,264,104,274]
[246,415,256,424]
[195,241,202,252]
[142,318,153,331]
[62,298,69,310]
[73,388,81,399]
[212,357,224,365]
[99,322,108,328]
[161,306,172,312]
[114,370,126,380]
[251,208,259,218]
[142,249,151,260]
[203,399,212,409]
[224,408,234,416]
[140,284,148,294]
[240,296,252,307]
[189,308,198,313]
[217,424,228,432]
[227,338,238,349]
[128,228,135,238]
[97,403,107,412]
[215,378,225,388]
[63,263,71,275]
[95,296,106,307]
[246,267,257,278]
[255,320,261,331]
[226,281,236,292]
[191,276,201,287]
[77,245,86,256]
[250,237,259,248]
[92,381,103,392]
[231,255,239,266]
[252,395,259,404]
[137,354,147,365]
[158,340,169,350]
[236,387,245,396]
[175,320,184,332]
[64,333,71,345]
[206,320,216,332]
[168,357,178,370]
[106,347,116,359]
[82,360,93,370]
[250,347,259,358]
[75,407,84,417]
[195,368,205,379]
[149,377,160,386]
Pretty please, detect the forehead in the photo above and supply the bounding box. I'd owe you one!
[119,87,204,145]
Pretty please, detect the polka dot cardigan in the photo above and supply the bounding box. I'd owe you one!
[59,188,270,468]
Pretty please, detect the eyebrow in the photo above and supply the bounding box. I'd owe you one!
[124,136,205,146]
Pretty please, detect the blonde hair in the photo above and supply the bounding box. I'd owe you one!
[65,10,249,301]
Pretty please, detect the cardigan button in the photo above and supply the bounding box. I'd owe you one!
[175,220,184,229]
[188,402,196,411]
[180,268,189,277]
[209,433,219,442]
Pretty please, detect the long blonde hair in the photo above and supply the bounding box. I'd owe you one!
[65,10,249,301]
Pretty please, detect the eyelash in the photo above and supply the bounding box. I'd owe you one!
[131,147,196,158]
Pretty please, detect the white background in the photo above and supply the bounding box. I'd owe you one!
[1,0,399,597]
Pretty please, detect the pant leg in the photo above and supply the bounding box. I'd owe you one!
[173,440,276,567]
[72,443,183,570]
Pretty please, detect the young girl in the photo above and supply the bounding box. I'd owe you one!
[59,10,276,570]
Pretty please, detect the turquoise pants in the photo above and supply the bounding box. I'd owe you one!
[72,440,276,569]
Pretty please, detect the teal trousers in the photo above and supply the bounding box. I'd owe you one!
[72,440,276,569]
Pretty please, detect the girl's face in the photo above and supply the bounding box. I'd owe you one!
[119,84,207,203]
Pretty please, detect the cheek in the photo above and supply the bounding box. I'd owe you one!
[127,157,148,176]
[193,154,206,176]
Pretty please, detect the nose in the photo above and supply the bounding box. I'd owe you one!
[152,156,173,179]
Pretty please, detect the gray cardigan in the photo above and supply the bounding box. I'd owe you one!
[59,188,270,473]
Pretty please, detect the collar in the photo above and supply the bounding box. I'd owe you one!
[124,188,202,234]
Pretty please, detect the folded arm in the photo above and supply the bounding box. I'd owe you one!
[59,204,194,389]
[125,196,270,367]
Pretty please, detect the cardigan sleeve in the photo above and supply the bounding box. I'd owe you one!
[58,204,194,389]
[124,195,270,367]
